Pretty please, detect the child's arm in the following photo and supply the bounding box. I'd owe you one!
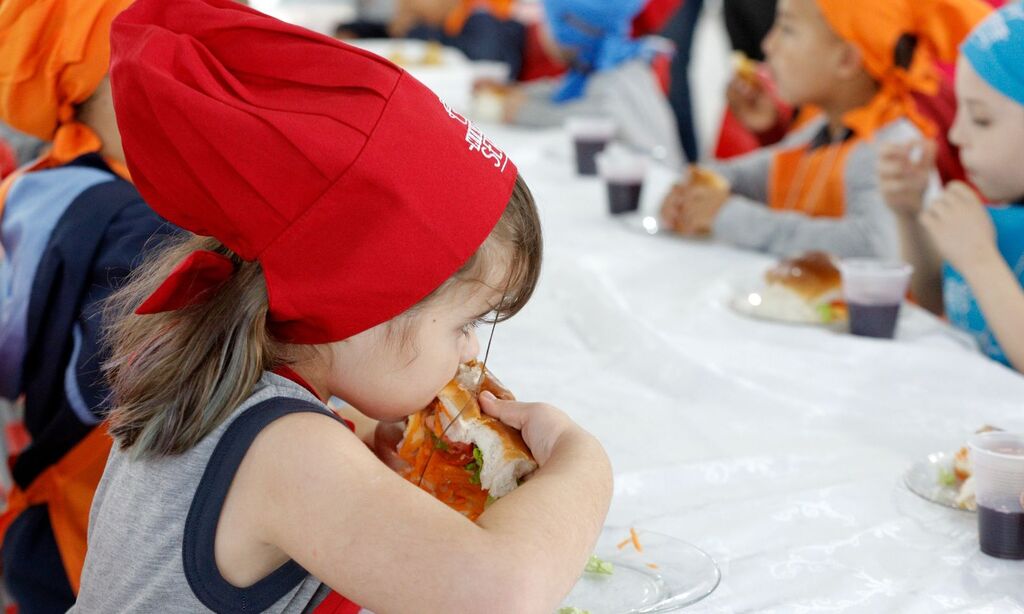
[706,119,825,202]
[894,214,945,314]
[661,128,824,236]
[922,182,1024,372]
[878,140,944,314]
[712,135,905,258]
[959,257,1024,371]
[706,144,773,203]
[507,79,606,128]
[243,396,612,613]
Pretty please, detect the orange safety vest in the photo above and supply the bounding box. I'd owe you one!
[0,425,112,594]
[768,136,857,219]
[444,0,513,35]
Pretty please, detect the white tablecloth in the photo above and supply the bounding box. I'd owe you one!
[481,125,1024,613]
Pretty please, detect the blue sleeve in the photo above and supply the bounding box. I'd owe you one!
[64,196,178,423]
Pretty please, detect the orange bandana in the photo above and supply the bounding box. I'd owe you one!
[815,0,991,137]
[0,0,132,213]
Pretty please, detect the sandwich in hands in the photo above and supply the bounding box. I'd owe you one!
[397,361,537,520]
[689,166,731,193]
[732,52,760,87]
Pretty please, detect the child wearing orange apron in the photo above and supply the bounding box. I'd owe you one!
[0,1,176,610]
[662,0,991,258]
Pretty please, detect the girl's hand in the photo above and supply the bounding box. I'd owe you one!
[921,181,999,275]
[478,392,576,466]
[878,140,936,218]
[725,74,778,134]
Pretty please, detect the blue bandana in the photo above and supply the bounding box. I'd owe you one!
[542,0,656,102]
[961,2,1024,106]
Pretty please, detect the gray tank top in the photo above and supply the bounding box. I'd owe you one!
[72,372,346,613]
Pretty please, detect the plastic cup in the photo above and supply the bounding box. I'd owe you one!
[567,116,617,176]
[969,432,1024,560]
[596,146,647,215]
[837,259,913,339]
[471,61,512,85]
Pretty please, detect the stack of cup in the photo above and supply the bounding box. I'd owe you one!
[970,432,1024,560]
[596,145,647,215]
[837,259,913,339]
[566,116,617,176]
[470,61,512,122]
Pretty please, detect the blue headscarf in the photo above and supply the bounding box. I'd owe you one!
[542,0,657,102]
[961,2,1024,106]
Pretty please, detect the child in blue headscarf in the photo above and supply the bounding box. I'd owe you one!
[505,0,685,169]
[880,3,1024,372]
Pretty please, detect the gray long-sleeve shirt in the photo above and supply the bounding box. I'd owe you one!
[514,60,686,170]
[708,116,927,259]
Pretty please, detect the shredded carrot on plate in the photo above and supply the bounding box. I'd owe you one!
[630,527,643,553]
[646,563,659,569]
[617,527,645,552]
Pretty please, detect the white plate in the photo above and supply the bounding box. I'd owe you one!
[614,213,711,241]
[728,288,848,330]
[558,527,720,613]
[903,451,973,512]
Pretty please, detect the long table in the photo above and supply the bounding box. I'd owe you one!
[483,125,1024,612]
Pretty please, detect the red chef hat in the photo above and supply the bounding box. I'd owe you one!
[109,0,517,344]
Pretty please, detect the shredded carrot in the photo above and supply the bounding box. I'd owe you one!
[630,527,643,553]
[616,537,632,550]
[646,563,659,570]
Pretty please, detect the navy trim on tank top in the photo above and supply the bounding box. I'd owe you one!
[183,397,343,613]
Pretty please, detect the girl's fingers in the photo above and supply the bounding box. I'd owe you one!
[479,390,530,431]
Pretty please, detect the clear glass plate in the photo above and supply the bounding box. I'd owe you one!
[903,451,973,512]
[558,527,721,614]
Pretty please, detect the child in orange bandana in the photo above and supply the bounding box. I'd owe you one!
[662,0,990,258]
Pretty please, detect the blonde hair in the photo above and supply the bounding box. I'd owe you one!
[104,175,541,457]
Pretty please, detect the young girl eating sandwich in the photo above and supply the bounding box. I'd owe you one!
[71,1,612,612]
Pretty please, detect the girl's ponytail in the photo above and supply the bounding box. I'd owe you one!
[103,234,290,458]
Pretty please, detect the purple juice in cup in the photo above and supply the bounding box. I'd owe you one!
[596,146,647,216]
[838,259,913,339]
[567,117,617,176]
[970,432,1024,560]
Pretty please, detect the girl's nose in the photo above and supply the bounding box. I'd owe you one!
[461,328,480,363]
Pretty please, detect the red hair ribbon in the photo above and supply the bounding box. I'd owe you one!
[135,250,236,315]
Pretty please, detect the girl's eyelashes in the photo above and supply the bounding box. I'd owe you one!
[971,117,992,128]
[459,316,491,336]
